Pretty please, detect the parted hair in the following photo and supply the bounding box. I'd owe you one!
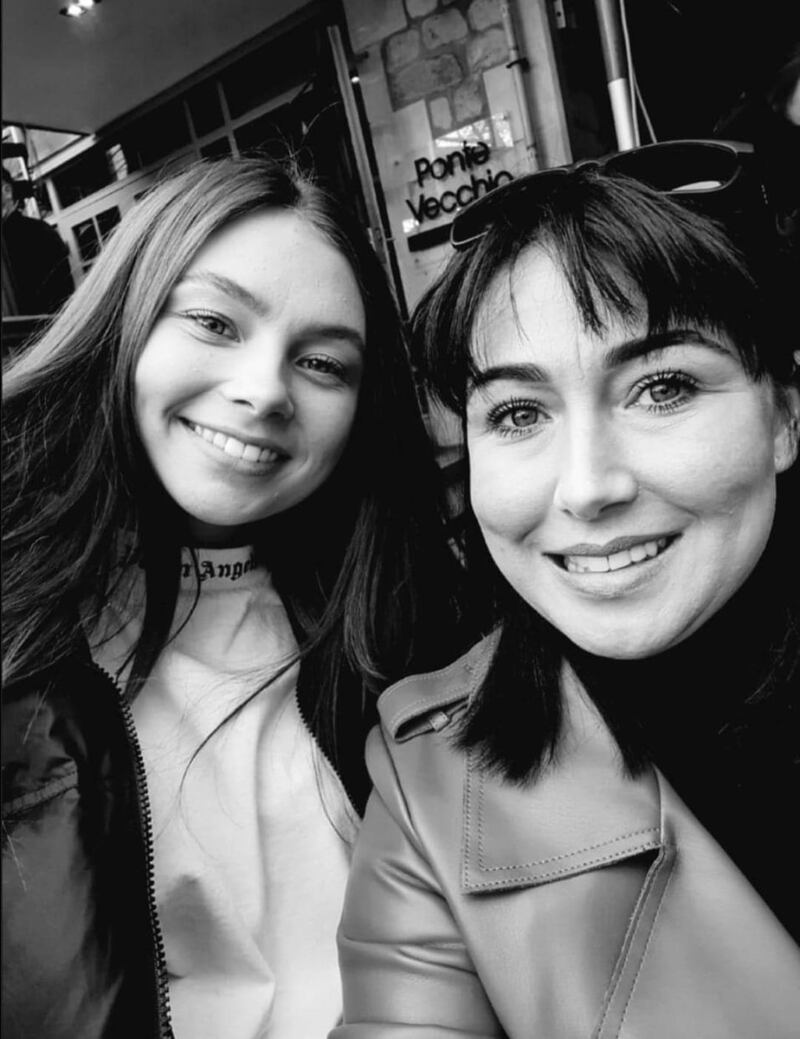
[2,156,467,778]
[413,166,799,782]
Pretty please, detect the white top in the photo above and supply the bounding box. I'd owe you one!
[89,546,359,1039]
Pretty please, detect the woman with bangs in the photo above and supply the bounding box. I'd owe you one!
[334,146,800,1037]
[1,156,468,1039]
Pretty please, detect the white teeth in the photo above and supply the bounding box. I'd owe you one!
[186,422,279,464]
[608,550,633,571]
[564,537,669,574]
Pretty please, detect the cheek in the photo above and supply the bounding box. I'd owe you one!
[303,389,360,463]
[658,407,778,520]
[133,337,174,419]
[468,444,550,541]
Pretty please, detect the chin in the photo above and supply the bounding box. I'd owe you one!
[564,627,684,661]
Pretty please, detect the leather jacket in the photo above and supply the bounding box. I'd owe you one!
[2,638,374,1039]
[2,648,171,1039]
[334,635,800,1038]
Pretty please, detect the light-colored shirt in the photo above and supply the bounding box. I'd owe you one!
[90,545,358,1039]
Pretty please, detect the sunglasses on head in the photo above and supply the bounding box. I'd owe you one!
[450,139,765,250]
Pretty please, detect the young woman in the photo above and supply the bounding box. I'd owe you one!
[1,157,467,1039]
[334,142,800,1037]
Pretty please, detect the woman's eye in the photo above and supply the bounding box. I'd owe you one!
[184,311,235,338]
[635,372,697,412]
[298,355,346,380]
[487,399,545,436]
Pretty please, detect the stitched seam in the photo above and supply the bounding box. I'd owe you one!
[594,847,666,1037]
[613,849,676,1039]
[462,751,474,889]
[478,827,660,870]
[476,769,658,869]
[464,842,660,889]
[387,633,499,731]
[2,767,79,818]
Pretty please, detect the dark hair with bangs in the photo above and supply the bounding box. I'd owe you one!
[420,169,792,413]
[2,156,468,802]
[413,166,799,784]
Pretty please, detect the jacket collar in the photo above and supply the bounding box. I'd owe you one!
[379,633,663,894]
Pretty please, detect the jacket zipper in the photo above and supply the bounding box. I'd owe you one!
[293,686,363,824]
[91,661,174,1038]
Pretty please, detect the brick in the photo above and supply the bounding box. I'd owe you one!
[422,8,468,49]
[466,27,508,72]
[385,27,421,70]
[390,53,463,106]
[429,95,454,130]
[468,0,502,32]
[405,0,438,17]
[453,77,485,122]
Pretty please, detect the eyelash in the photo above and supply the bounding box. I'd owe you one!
[180,314,349,381]
[485,369,698,438]
[183,309,235,339]
[633,370,698,412]
[298,354,347,381]
[486,397,545,438]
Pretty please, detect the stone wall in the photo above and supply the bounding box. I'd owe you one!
[343,0,533,311]
[383,0,508,130]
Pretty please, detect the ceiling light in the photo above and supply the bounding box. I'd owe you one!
[60,0,102,17]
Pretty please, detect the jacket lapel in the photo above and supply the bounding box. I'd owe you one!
[461,668,663,893]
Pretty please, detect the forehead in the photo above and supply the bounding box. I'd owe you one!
[471,246,640,366]
[185,209,365,328]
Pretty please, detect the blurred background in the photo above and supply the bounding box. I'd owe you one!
[3,0,798,462]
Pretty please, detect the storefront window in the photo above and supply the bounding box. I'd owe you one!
[200,137,233,160]
[72,218,101,265]
[52,145,116,208]
[186,81,224,138]
[341,0,538,312]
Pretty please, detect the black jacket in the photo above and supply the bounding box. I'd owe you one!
[2,210,74,316]
[1,641,375,1039]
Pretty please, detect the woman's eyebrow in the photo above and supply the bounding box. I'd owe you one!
[603,329,732,369]
[179,271,270,316]
[467,330,731,397]
[295,323,365,353]
[469,362,547,392]
[176,273,364,350]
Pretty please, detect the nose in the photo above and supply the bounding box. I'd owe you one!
[220,345,294,420]
[552,415,638,520]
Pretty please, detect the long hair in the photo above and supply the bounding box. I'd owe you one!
[2,157,467,782]
[413,166,799,782]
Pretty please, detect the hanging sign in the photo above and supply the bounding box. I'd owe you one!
[405,141,513,225]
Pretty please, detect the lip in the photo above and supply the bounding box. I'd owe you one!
[179,418,289,473]
[545,534,680,596]
[179,417,289,456]
[550,533,677,557]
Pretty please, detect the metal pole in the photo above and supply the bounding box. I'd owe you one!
[327,24,408,316]
[500,0,539,171]
[593,0,636,151]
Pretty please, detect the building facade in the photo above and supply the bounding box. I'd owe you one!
[5,0,611,316]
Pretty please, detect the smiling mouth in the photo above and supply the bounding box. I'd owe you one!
[554,536,677,574]
[182,420,283,464]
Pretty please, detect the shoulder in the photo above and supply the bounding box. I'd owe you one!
[2,644,124,812]
[376,630,499,743]
[363,633,499,818]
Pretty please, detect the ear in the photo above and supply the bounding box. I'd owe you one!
[773,369,800,474]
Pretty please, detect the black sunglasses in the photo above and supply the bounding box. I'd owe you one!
[450,139,766,250]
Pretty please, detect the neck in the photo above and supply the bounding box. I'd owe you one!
[565,548,794,755]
